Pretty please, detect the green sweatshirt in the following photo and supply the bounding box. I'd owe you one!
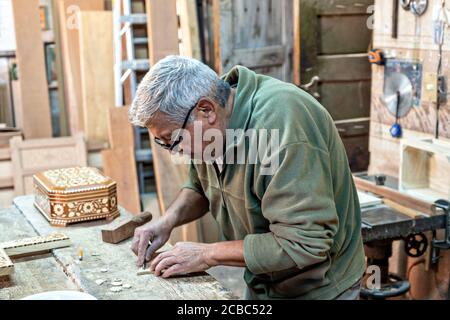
[182,66,366,300]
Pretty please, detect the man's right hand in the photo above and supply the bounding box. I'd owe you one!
[131,218,173,267]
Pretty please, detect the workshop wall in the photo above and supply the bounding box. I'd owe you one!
[369,0,450,177]
[370,0,450,300]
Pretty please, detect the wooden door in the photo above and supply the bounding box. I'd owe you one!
[300,0,374,171]
[209,0,295,82]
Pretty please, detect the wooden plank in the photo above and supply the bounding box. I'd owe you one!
[78,11,114,144]
[10,135,87,196]
[383,199,428,220]
[0,247,14,277]
[178,0,201,59]
[106,107,134,151]
[146,0,180,62]
[11,0,52,139]
[101,211,153,244]
[11,195,236,299]
[353,176,435,215]
[102,107,140,215]
[57,0,105,135]
[213,0,294,81]
[1,233,71,258]
[101,149,140,215]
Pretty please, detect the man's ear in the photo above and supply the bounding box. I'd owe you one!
[196,98,217,125]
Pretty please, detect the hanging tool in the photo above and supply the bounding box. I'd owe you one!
[392,0,399,38]
[411,0,429,16]
[401,0,412,10]
[390,91,403,138]
[368,48,386,65]
[382,72,413,138]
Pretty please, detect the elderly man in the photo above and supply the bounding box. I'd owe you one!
[128,55,365,300]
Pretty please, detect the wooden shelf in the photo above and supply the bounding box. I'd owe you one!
[400,138,450,202]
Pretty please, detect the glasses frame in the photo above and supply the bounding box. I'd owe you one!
[153,102,198,151]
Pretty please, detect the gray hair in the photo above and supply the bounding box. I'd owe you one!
[129,55,230,127]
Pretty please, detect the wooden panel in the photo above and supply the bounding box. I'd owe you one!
[101,107,140,214]
[79,11,114,144]
[317,54,371,81]
[178,0,201,59]
[319,81,371,120]
[318,14,372,55]
[11,0,52,139]
[215,0,294,82]
[10,135,87,196]
[146,0,180,63]
[57,0,105,135]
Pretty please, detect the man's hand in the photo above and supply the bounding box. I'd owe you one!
[131,218,173,267]
[150,242,216,278]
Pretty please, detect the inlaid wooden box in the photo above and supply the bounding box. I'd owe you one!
[33,167,119,226]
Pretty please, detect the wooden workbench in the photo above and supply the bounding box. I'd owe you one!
[0,196,236,300]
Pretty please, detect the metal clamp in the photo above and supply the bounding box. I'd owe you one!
[431,199,450,264]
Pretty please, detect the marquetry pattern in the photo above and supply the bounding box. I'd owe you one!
[33,167,119,226]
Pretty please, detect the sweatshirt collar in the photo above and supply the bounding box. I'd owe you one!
[220,65,259,162]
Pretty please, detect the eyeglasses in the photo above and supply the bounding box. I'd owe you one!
[153,102,198,151]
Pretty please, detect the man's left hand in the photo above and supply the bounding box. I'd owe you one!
[150,242,216,278]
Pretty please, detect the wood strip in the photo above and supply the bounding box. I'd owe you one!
[57,0,105,135]
[11,0,52,139]
[0,248,14,277]
[353,176,434,215]
[383,199,428,219]
[78,11,114,144]
[1,233,71,258]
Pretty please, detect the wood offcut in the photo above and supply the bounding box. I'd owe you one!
[101,211,153,244]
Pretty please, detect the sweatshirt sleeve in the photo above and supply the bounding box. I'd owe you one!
[243,142,339,275]
[181,162,205,196]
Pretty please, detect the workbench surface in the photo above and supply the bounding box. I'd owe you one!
[0,196,236,300]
